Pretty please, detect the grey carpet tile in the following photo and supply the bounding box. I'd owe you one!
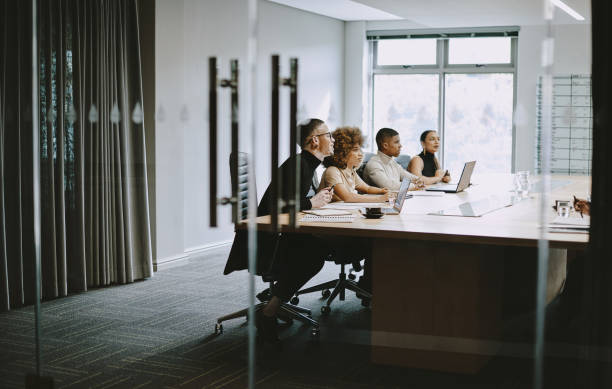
[0,245,553,389]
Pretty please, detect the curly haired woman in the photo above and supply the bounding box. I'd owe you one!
[319,126,390,203]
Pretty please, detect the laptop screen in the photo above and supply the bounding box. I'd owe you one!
[394,178,411,211]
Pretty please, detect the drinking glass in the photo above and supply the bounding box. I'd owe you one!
[514,171,531,198]
[557,205,570,218]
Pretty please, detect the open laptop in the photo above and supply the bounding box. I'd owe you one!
[426,161,476,193]
[380,178,412,215]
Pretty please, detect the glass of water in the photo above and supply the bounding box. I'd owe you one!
[514,171,531,198]
[557,205,571,218]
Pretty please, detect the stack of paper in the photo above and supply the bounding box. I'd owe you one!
[302,209,353,216]
[548,216,590,234]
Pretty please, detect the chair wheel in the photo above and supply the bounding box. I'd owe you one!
[290,296,299,305]
[214,323,224,334]
[348,273,356,280]
[321,306,331,315]
[322,289,331,299]
[311,327,320,337]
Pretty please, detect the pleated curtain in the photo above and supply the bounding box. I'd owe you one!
[0,0,153,312]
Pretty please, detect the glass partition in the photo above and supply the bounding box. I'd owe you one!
[0,1,596,389]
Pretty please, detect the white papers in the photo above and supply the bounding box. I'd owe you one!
[322,202,388,210]
[549,216,589,227]
[300,214,355,223]
[410,191,445,197]
[548,215,590,233]
[303,209,353,216]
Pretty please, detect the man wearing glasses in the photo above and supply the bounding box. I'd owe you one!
[224,118,336,343]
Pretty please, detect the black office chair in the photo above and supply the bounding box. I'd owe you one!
[290,254,372,314]
[356,151,375,180]
[215,152,320,336]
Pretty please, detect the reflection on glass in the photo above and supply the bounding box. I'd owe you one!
[448,37,511,64]
[444,73,513,174]
[373,74,439,155]
[377,39,437,66]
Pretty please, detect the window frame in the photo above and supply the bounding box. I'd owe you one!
[369,29,519,172]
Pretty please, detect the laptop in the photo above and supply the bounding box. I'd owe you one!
[426,161,476,193]
[380,178,412,215]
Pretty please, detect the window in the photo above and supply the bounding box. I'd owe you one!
[376,39,437,66]
[369,29,517,174]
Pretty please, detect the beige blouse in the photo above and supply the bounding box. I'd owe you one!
[319,166,366,202]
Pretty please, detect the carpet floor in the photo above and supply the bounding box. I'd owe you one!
[0,245,588,388]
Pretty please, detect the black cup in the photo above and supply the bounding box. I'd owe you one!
[364,207,384,219]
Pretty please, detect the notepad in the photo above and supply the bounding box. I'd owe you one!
[300,214,355,223]
[302,209,353,216]
[548,215,590,233]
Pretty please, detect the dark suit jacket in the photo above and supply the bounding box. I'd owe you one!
[223,151,321,275]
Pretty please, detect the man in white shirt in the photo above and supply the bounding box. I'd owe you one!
[363,128,422,190]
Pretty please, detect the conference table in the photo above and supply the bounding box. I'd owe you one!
[244,174,589,373]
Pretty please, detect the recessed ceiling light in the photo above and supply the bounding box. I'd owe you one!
[551,0,585,21]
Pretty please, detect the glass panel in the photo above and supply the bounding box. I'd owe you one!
[377,39,437,66]
[372,74,439,156]
[448,37,511,64]
[444,73,514,175]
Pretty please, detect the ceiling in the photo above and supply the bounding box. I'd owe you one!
[267,0,591,26]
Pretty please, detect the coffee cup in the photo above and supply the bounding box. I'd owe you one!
[365,207,382,215]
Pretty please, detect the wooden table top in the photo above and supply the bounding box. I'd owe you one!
[242,174,590,249]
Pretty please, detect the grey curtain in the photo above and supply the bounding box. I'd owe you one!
[0,0,153,312]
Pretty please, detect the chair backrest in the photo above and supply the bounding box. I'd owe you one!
[230,152,253,221]
[356,151,375,180]
[395,154,411,170]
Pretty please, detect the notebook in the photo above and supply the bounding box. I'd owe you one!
[300,214,355,223]
[302,209,353,216]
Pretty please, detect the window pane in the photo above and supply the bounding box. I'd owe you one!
[377,39,437,66]
[448,37,511,64]
[373,74,439,157]
[444,73,514,174]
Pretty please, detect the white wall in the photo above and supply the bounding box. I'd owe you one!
[344,21,592,172]
[155,0,345,264]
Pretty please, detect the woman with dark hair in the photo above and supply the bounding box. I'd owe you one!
[408,130,451,185]
[320,127,390,203]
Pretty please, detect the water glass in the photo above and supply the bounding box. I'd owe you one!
[557,205,570,218]
[514,171,530,197]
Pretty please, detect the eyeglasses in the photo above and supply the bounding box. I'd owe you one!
[311,132,331,140]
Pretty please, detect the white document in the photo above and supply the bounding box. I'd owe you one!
[410,191,445,197]
[322,202,388,210]
[300,214,355,223]
[303,209,353,216]
[549,216,590,227]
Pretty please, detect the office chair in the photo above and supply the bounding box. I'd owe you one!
[290,254,372,314]
[214,152,320,336]
[395,154,411,170]
[356,151,374,179]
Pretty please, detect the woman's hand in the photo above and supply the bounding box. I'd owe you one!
[378,192,391,202]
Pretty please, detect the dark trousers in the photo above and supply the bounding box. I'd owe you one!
[272,234,372,302]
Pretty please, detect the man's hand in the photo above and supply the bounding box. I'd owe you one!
[411,177,425,189]
[310,187,333,209]
[573,196,591,216]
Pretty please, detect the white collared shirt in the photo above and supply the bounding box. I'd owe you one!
[363,151,417,190]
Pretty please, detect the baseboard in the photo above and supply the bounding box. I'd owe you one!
[155,240,232,271]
